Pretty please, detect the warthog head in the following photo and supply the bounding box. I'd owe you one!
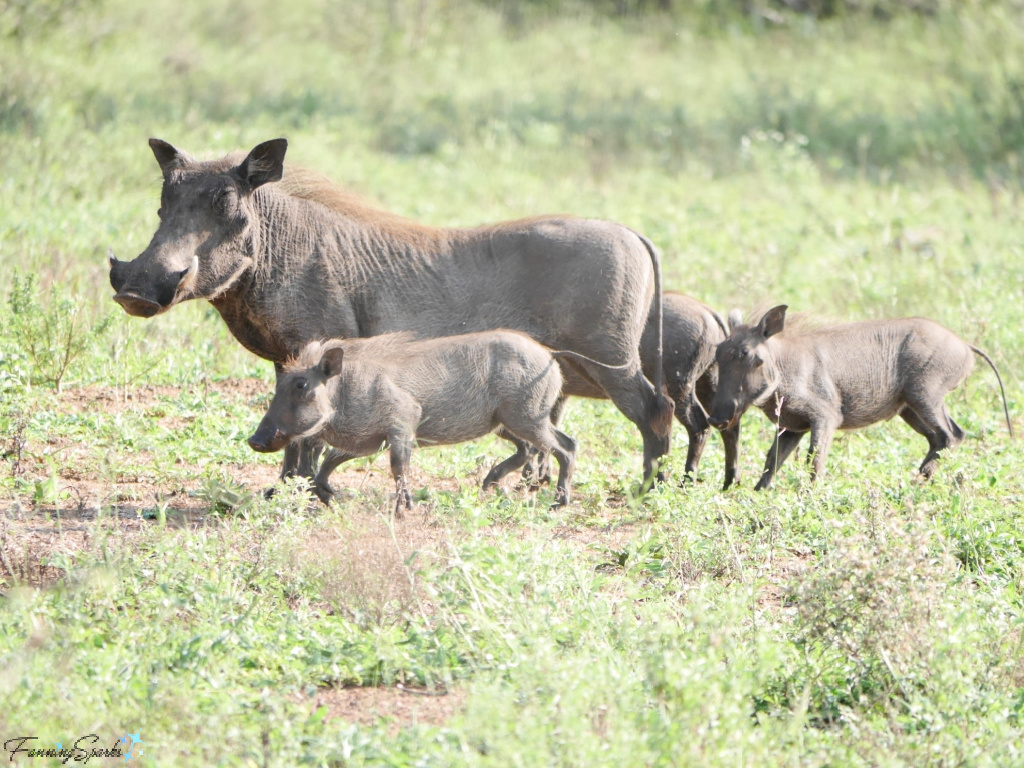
[109,138,288,318]
[707,305,788,430]
[248,341,345,453]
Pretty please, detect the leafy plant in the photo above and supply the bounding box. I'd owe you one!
[4,272,111,392]
[193,471,257,514]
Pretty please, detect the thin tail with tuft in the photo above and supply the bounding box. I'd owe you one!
[969,345,1014,438]
[630,229,674,437]
[710,309,730,341]
[550,350,633,371]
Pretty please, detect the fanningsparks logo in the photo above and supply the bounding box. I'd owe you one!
[119,732,147,762]
[3,732,149,763]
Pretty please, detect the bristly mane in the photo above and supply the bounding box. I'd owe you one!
[240,162,454,289]
[285,339,343,372]
[285,334,418,372]
[275,165,444,242]
[274,166,566,240]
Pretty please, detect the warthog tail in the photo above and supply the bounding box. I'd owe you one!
[630,230,674,437]
[550,350,634,372]
[710,309,729,340]
[969,345,1014,438]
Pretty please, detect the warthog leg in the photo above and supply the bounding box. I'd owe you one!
[694,370,740,490]
[494,408,577,507]
[388,431,415,517]
[312,448,356,504]
[519,395,567,488]
[269,438,325,499]
[483,436,532,490]
[756,429,805,490]
[900,403,965,479]
[593,366,671,487]
[297,439,324,478]
[676,388,710,483]
[279,438,324,480]
[548,429,577,508]
[806,420,839,483]
[719,423,741,490]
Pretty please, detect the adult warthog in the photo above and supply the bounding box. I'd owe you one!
[109,138,673,484]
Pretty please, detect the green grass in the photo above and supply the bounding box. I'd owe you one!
[1,0,1023,765]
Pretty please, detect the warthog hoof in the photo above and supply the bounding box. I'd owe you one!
[521,455,552,489]
[393,488,413,518]
[314,481,336,505]
[679,471,703,487]
[550,487,570,509]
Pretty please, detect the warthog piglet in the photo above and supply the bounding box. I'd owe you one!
[640,292,739,489]
[249,332,579,511]
[708,306,1012,489]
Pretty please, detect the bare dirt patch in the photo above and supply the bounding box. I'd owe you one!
[58,378,270,413]
[298,684,467,732]
[2,377,648,590]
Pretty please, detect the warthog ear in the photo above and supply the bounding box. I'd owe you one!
[150,139,192,175]
[319,345,345,379]
[756,305,788,338]
[728,309,743,333]
[238,138,288,191]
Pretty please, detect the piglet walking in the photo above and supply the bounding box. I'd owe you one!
[249,332,579,511]
[708,306,1013,489]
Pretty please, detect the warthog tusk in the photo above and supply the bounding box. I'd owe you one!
[107,248,118,267]
[176,255,200,292]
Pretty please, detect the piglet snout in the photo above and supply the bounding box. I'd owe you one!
[248,418,288,453]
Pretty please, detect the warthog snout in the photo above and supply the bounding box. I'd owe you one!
[248,417,289,453]
[112,292,163,318]
[109,251,198,318]
[707,413,733,429]
[708,397,741,430]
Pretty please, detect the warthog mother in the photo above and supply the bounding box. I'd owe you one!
[109,138,673,483]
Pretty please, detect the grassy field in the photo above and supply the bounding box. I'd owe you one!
[1,1,1022,765]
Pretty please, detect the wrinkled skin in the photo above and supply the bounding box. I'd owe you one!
[109,139,281,323]
[111,138,673,487]
[708,305,1013,489]
[249,333,577,511]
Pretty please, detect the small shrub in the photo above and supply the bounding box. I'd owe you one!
[3,272,111,392]
[194,471,257,514]
[283,518,420,630]
[789,514,957,719]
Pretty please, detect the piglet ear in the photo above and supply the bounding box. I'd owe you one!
[238,138,287,191]
[319,345,345,379]
[727,309,743,333]
[756,305,788,338]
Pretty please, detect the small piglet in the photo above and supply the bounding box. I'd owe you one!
[708,305,1012,489]
[248,332,578,510]
[641,292,739,489]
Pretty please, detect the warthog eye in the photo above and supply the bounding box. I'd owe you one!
[295,378,308,391]
[212,187,237,216]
